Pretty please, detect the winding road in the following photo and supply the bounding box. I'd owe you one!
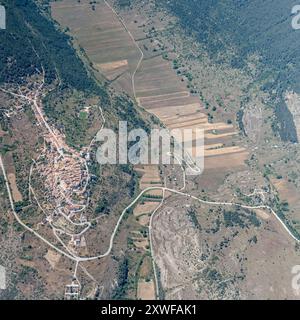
[0,0,299,298]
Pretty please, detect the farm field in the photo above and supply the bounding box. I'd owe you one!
[51,0,141,95]
[51,0,248,176]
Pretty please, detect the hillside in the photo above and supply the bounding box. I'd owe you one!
[158,0,300,142]
[0,0,154,299]
[0,0,99,92]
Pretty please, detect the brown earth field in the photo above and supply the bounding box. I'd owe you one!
[51,0,141,96]
[51,0,249,176]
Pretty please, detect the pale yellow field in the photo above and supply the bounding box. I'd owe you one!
[204,151,248,170]
[95,59,128,80]
[271,178,300,206]
[205,146,246,157]
[138,165,163,196]
[137,280,156,300]
[45,249,61,269]
[133,165,162,227]
[134,203,159,216]
[8,173,23,202]
[255,209,270,220]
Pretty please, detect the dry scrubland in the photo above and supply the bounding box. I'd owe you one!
[152,196,300,300]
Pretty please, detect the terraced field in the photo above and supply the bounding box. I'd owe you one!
[51,0,141,95]
[51,0,248,173]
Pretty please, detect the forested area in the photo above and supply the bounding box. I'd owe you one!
[0,0,99,93]
[160,0,298,90]
[158,0,300,141]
